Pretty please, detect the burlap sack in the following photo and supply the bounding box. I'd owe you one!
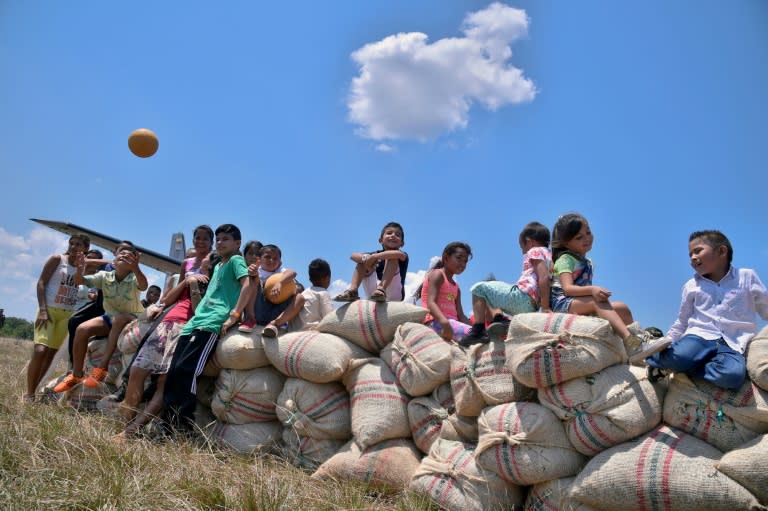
[195,375,217,408]
[570,425,763,511]
[439,413,479,444]
[263,330,371,383]
[211,367,285,424]
[524,477,576,511]
[211,330,270,370]
[716,434,768,505]
[201,356,221,377]
[475,402,587,485]
[276,378,351,440]
[203,420,282,455]
[663,372,768,452]
[747,325,768,392]
[380,322,452,396]
[281,428,346,470]
[85,336,124,385]
[343,358,411,449]
[116,317,154,355]
[312,438,423,492]
[408,383,455,454]
[40,373,113,411]
[409,439,525,511]
[507,313,625,388]
[317,301,427,354]
[450,342,536,417]
[538,363,666,455]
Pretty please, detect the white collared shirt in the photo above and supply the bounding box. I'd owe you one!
[667,266,768,352]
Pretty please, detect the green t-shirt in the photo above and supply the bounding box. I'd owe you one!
[181,254,248,334]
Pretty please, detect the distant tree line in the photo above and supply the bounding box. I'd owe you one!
[0,316,34,340]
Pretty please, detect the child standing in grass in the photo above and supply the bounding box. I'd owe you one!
[24,233,90,401]
[162,224,252,433]
[54,245,148,392]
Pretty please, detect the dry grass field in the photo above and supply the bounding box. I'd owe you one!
[0,337,436,511]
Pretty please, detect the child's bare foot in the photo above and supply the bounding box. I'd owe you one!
[117,402,137,422]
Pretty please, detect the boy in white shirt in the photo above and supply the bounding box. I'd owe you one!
[639,230,768,389]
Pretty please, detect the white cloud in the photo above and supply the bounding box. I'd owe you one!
[348,2,535,142]
[375,143,395,153]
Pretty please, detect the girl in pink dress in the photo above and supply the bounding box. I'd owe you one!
[420,242,473,342]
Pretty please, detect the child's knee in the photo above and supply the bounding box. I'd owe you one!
[709,368,746,390]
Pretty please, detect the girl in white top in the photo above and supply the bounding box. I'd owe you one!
[24,233,90,402]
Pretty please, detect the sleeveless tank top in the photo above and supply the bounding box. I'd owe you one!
[421,268,459,322]
[45,255,78,310]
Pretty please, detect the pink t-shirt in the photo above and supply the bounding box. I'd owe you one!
[421,268,460,322]
[515,246,553,302]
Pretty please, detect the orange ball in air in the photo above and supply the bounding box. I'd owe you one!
[128,128,159,158]
[264,274,297,304]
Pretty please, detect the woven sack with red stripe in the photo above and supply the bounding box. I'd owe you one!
[408,383,455,454]
[317,301,427,354]
[211,367,285,424]
[538,364,666,455]
[663,372,768,452]
[570,425,762,511]
[263,330,370,383]
[475,402,587,486]
[523,477,576,511]
[312,438,422,492]
[212,330,270,370]
[276,378,350,440]
[380,322,452,396]
[450,342,536,417]
[409,439,525,511]
[439,413,479,444]
[281,428,346,470]
[716,433,768,505]
[507,312,625,388]
[343,358,411,449]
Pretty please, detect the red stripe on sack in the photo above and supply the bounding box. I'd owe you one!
[543,312,555,333]
[660,432,681,511]
[530,488,559,511]
[635,429,662,511]
[284,334,310,378]
[351,393,408,405]
[533,350,543,387]
[372,303,385,350]
[355,302,375,352]
[739,384,754,407]
[304,389,348,416]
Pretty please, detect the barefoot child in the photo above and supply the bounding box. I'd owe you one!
[420,242,473,342]
[24,234,90,401]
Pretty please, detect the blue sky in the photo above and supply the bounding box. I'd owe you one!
[1,1,766,332]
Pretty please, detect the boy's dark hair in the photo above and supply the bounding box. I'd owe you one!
[690,230,733,264]
[260,244,281,258]
[68,233,91,251]
[519,222,550,248]
[87,249,103,259]
[114,240,135,254]
[308,258,331,286]
[243,241,263,258]
[193,225,214,242]
[551,213,588,261]
[215,224,242,241]
[147,285,161,293]
[380,221,405,243]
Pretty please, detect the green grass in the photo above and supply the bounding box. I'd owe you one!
[0,337,437,511]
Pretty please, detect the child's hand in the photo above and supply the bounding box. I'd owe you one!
[35,309,50,330]
[591,287,612,302]
[74,253,86,272]
[247,264,259,278]
[363,255,378,274]
[270,282,282,299]
[439,319,453,341]
[122,252,141,271]
[187,274,209,285]
[221,317,236,335]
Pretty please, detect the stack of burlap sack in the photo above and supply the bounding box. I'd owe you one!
[42,303,768,510]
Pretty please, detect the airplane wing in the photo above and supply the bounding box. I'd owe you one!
[30,218,181,275]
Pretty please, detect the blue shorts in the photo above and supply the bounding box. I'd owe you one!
[470,281,536,315]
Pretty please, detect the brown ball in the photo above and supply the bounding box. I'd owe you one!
[264,274,297,304]
[128,128,159,158]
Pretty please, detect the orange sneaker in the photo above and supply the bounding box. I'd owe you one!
[53,373,83,393]
[83,367,109,388]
